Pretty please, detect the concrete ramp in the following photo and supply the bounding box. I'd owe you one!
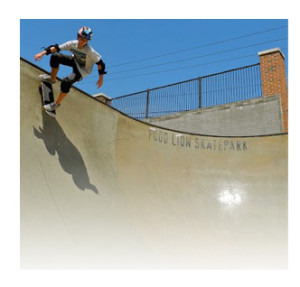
[20,58,288,269]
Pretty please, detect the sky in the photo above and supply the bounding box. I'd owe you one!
[20,19,288,99]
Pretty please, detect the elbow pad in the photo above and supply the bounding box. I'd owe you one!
[44,44,61,55]
[96,59,107,75]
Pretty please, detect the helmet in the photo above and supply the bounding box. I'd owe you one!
[77,26,93,40]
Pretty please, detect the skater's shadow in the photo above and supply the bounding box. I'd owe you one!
[33,112,99,194]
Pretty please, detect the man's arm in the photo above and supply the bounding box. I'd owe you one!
[34,44,60,61]
[97,72,104,89]
[96,59,107,89]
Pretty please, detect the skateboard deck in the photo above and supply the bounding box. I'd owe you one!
[40,80,56,117]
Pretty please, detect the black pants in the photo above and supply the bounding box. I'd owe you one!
[50,53,82,93]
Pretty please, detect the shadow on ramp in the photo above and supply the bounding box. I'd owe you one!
[33,112,99,194]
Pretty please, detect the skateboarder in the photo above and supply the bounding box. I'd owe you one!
[34,26,107,112]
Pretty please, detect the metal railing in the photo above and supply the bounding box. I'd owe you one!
[111,63,262,119]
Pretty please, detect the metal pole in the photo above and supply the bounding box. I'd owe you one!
[198,77,202,109]
[146,89,150,118]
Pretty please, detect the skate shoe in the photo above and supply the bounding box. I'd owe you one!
[43,102,60,112]
[39,74,55,83]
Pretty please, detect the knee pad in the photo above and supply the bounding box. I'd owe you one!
[61,78,72,93]
[50,54,60,68]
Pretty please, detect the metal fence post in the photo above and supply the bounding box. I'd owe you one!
[198,77,202,109]
[146,89,150,118]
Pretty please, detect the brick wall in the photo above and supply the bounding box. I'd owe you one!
[259,48,288,133]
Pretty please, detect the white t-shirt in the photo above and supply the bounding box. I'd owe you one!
[59,40,102,78]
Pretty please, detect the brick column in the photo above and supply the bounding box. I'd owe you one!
[93,93,112,105]
[258,48,288,133]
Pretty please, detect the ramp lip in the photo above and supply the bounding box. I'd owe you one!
[21,57,288,139]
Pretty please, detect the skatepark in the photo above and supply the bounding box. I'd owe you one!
[20,58,288,269]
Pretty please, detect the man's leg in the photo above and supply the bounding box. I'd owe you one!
[50,54,74,83]
[56,92,68,105]
[47,54,82,107]
[44,55,82,112]
[51,67,59,83]
[56,71,82,105]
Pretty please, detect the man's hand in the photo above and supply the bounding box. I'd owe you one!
[34,51,46,61]
[96,75,103,89]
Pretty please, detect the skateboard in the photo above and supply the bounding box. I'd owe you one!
[39,80,56,117]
